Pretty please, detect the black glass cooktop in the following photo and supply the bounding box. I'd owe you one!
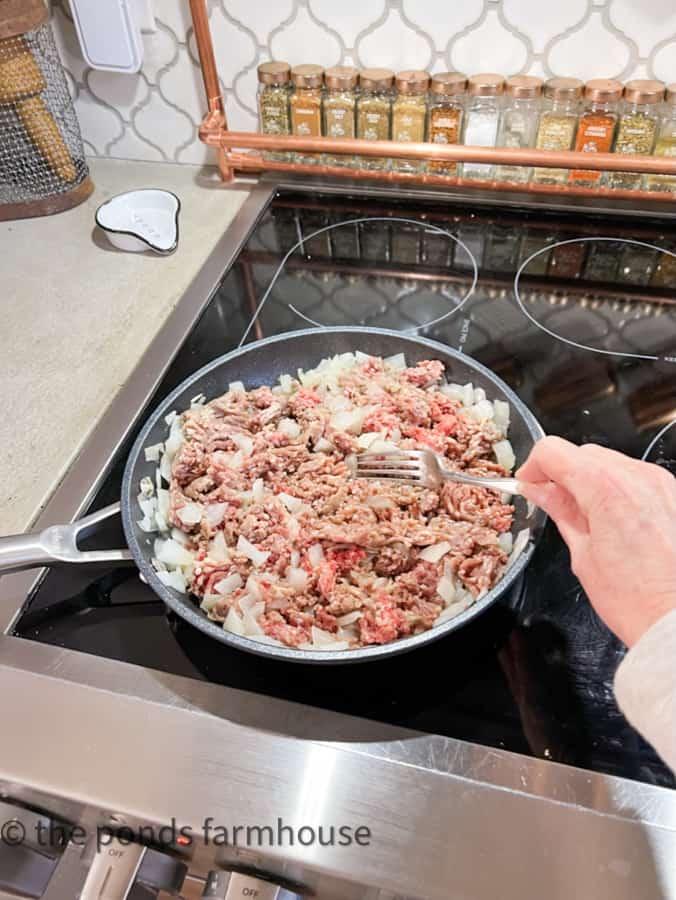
[14,188,676,790]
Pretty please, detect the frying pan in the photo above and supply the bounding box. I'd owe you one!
[0,327,546,663]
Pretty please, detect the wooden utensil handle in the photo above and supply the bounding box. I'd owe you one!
[16,95,77,182]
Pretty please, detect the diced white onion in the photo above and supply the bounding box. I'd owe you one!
[440,383,465,403]
[498,532,513,554]
[473,387,487,403]
[157,569,187,592]
[190,393,206,407]
[278,492,303,514]
[176,502,202,527]
[171,527,189,546]
[208,531,229,562]
[287,566,309,590]
[154,538,194,569]
[144,442,164,463]
[159,452,172,484]
[384,352,407,370]
[468,399,495,422]
[164,418,183,460]
[507,528,530,569]
[164,411,178,427]
[494,439,516,473]
[355,350,371,364]
[419,541,452,563]
[229,450,244,470]
[278,418,302,439]
[246,574,263,601]
[231,433,254,456]
[337,611,362,626]
[462,383,474,407]
[201,593,221,612]
[137,515,155,533]
[331,408,367,435]
[286,517,300,539]
[493,400,510,433]
[278,373,293,393]
[311,625,339,647]
[437,575,456,605]
[314,437,333,453]
[236,535,270,567]
[228,381,245,394]
[205,503,227,527]
[224,607,246,635]
[140,476,154,497]
[357,431,383,450]
[369,439,400,453]
[291,550,300,568]
[307,543,325,567]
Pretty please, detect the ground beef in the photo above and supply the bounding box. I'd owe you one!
[165,355,515,650]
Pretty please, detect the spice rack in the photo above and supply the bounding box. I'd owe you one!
[189,0,676,201]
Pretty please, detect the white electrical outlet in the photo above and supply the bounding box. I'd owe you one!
[69,0,144,73]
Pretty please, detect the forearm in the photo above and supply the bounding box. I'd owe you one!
[614,608,676,772]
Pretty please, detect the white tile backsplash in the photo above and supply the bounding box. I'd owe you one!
[51,0,676,166]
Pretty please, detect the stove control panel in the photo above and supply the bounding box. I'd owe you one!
[203,870,304,900]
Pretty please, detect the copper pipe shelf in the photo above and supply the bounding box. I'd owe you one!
[189,0,676,201]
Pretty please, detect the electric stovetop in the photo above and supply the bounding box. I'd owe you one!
[14,187,676,791]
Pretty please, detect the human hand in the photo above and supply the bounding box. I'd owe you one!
[516,436,676,648]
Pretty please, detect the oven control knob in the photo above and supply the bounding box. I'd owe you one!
[203,870,305,900]
[78,837,187,899]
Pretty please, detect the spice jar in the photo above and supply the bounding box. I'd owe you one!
[532,77,582,184]
[290,64,324,165]
[607,80,663,190]
[257,61,291,161]
[569,80,622,185]
[356,68,394,171]
[494,75,543,183]
[428,72,467,175]
[644,83,676,192]
[322,66,358,167]
[462,73,504,180]
[391,70,430,174]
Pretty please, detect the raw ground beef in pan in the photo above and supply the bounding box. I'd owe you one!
[148,352,516,650]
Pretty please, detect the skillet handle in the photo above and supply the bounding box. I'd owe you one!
[0,502,133,575]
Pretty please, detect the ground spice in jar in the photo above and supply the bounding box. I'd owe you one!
[427,72,466,175]
[644,83,676,192]
[356,68,394,170]
[290,64,324,164]
[607,80,663,189]
[322,66,357,167]
[257,61,291,161]
[533,78,582,184]
[569,79,622,184]
[392,70,430,173]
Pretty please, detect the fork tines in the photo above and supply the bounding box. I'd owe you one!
[355,450,424,481]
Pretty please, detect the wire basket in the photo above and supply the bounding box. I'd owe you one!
[0,19,91,219]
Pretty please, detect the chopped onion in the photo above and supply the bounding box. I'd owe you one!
[462,383,474,407]
[200,593,221,613]
[240,597,265,635]
[307,543,325,567]
[493,400,510,433]
[507,528,530,569]
[140,476,154,497]
[236,535,270,567]
[366,495,395,510]
[278,374,293,393]
[291,550,300,568]
[144,442,164,463]
[231,433,253,456]
[157,569,187,592]
[440,383,465,403]
[473,387,487,404]
[314,437,333,453]
[287,566,309,590]
[494,439,516,473]
[286,517,300,539]
[247,478,262,504]
[469,399,495,422]
[208,531,229,562]
[311,625,339,647]
[224,607,246,635]
[437,575,456,605]
[419,541,452,563]
[155,489,170,532]
[190,393,206,407]
[154,538,194,568]
[253,635,285,646]
[228,381,245,394]
[137,516,155,533]
[337,611,362,626]
[164,410,178,427]
[369,439,399,453]
[278,418,301,439]
[355,350,371,364]
[138,496,157,520]
[159,452,172,484]
[164,418,183,460]
[278,492,303,514]
[357,431,383,450]
[331,408,367,435]
[176,502,202,527]
[229,450,244,470]
[246,574,263,601]
[499,532,513,554]
[171,527,189,546]
[384,352,406,370]
[205,503,227,527]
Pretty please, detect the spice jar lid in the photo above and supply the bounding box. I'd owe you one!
[325,65,358,90]
[430,72,467,96]
[505,75,543,99]
[291,64,324,88]
[624,79,665,104]
[544,77,583,100]
[395,70,431,94]
[360,68,395,90]
[584,78,624,103]
[257,61,291,85]
[666,84,676,105]
[468,73,504,97]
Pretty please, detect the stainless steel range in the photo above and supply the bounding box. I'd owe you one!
[1,177,676,900]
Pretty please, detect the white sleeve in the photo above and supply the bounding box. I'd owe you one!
[614,608,676,772]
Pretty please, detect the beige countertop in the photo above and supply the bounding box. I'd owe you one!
[0,158,250,534]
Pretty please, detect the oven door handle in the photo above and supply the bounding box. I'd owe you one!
[0,502,133,574]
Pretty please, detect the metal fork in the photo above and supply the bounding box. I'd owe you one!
[355,450,521,495]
